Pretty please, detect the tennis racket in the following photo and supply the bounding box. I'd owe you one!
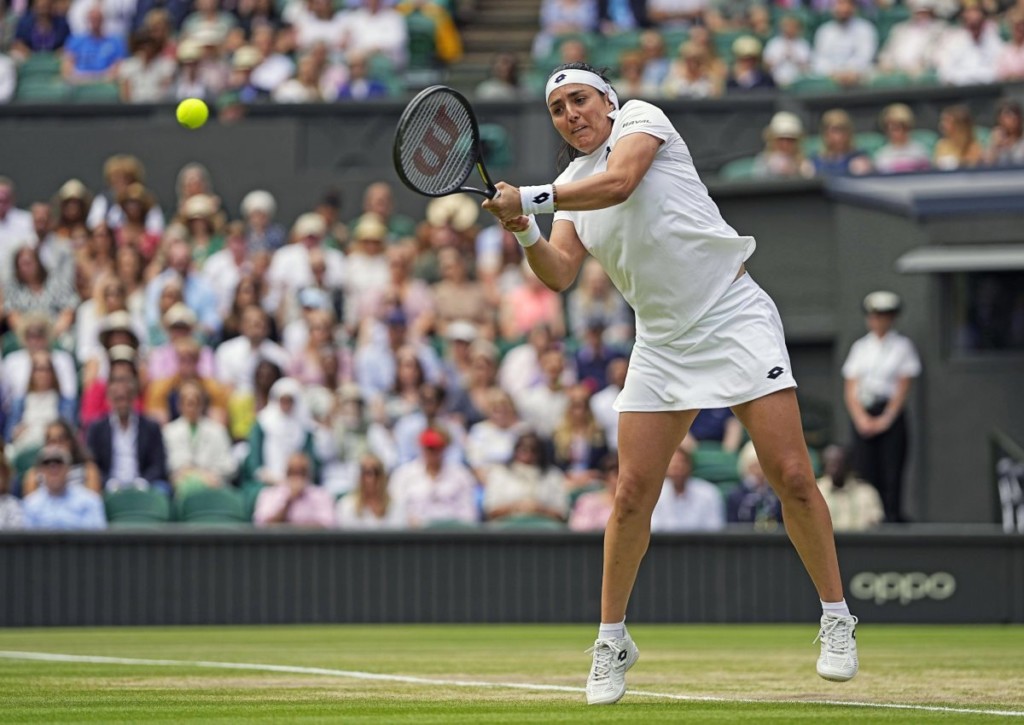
[393,85,498,200]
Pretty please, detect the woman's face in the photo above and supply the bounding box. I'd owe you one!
[235,279,258,308]
[885,120,909,143]
[44,424,72,451]
[823,124,851,153]
[116,248,141,282]
[91,225,113,254]
[279,394,295,415]
[999,108,1022,136]
[359,459,385,496]
[16,249,41,283]
[61,198,85,223]
[866,311,895,336]
[309,315,332,345]
[182,169,207,198]
[30,353,55,390]
[514,437,541,465]
[397,355,422,387]
[547,83,615,155]
[103,281,127,310]
[180,386,203,422]
[774,136,799,157]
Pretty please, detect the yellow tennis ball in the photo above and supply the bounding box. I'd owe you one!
[176,98,209,130]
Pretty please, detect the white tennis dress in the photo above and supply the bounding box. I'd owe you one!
[553,99,796,411]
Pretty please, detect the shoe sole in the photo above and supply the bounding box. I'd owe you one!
[587,647,640,705]
[817,667,857,682]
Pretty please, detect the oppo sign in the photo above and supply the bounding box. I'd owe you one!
[849,571,957,606]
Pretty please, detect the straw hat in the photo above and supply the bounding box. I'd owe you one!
[426,194,479,231]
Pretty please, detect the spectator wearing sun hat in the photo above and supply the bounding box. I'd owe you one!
[877,0,945,80]
[240,189,286,253]
[343,213,392,329]
[842,290,921,523]
[751,112,814,179]
[148,302,216,383]
[22,445,107,530]
[874,104,932,174]
[388,427,478,528]
[223,44,266,104]
[726,36,775,92]
[265,212,346,316]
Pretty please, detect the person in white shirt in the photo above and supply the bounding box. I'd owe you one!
[214,305,288,393]
[763,14,812,88]
[265,212,345,315]
[816,445,884,532]
[0,52,15,104]
[842,291,921,524]
[0,177,35,282]
[936,2,1004,86]
[876,0,945,79]
[811,0,878,86]
[481,61,859,704]
[162,379,237,495]
[650,443,724,532]
[337,0,407,69]
[590,356,626,451]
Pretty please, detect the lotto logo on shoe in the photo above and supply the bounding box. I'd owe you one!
[850,571,957,606]
[617,650,627,662]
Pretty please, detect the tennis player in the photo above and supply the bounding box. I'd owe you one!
[481,63,859,705]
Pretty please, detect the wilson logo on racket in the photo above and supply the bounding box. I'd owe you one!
[412,104,462,176]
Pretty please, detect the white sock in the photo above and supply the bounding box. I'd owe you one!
[598,620,626,639]
[821,599,851,617]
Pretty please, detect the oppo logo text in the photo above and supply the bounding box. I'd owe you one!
[849,571,957,606]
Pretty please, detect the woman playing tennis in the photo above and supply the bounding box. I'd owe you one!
[482,63,859,705]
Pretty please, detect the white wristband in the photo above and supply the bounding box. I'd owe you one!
[512,216,541,248]
[520,184,556,215]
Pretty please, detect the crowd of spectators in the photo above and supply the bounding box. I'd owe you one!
[0,0,463,104]
[0,158,887,532]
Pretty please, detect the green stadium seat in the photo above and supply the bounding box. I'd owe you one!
[854,131,886,155]
[176,487,249,524]
[692,448,740,485]
[104,489,172,525]
[12,444,42,483]
[593,30,643,72]
[975,126,991,148]
[660,28,690,53]
[713,29,746,63]
[718,156,758,180]
[478,122,512,168]
[568,482,604,511]
[802,135,824,157]
[18,52,61,79]
[70,82,121,103]
[240,482,266,520]
[909,128,939,153]
[423,518,479,530]
[788,75,840,95]
[15,77,69,102]
[868,72,911,89]
[490,515,566,531]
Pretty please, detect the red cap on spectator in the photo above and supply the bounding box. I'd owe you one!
[419,429,447,450]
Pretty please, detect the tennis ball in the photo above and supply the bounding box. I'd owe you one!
[176,98,209,130]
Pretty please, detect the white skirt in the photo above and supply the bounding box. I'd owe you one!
[614,273,796,412]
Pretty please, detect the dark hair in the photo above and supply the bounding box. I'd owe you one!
[547,63,616,172]
[512,430,552,472]
[14,245,47,286]
[46,418,92,465]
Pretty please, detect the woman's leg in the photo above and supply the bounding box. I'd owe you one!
[602,409,698,622]
[732,388,843,601]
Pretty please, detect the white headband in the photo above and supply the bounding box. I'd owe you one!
[545,69,620,114]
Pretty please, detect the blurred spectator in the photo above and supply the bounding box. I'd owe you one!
[86,352,170,493]
[131,0,190,35]
[219,272,272,342]
[573,317,624,390]
[475,52,523,100]
[647,0,706,27]
[568,452,617,531]
[500,258,565,342]
[0,177,35,274]
[140,8,175,58]
[763,14,811,88]
[243,377,317,487]
[4,244,78,339]
[651,442,725,532]
[4,350,76,456]
[215,305,288,393]
[266,212,345,317]
[689,407,743,453]
[725,36,775,93]
[590,356,626,450]
[192,28,231,95]
[984,100,1024,166]
[475,222,524,309]
[344,214,391,327]
[396,0,463,78]
[163,378,236,495]
[498,323,553,397]
[686,26,728,87]
[22,445,106,530]
[289,0,343,50]
[433,243,490,337]
[810,109,873,177]
[319,382,397,494]
[726,441,782,527]
[842,290,921,523]
[356,181,416,242]
[482,430,568,523]
[751,112,813,179]
[87,155,165,238]
[811,0,877,86]
[706,0,758,32]
[12,0,70,59]
[338,0,407,69]
[67,0,136,39]
[227,357,282,442]
[62,5,127,85]
[392,381,466,466]
[0,314,77,404]
[873,103,933,174]
[353,306,441,400]
[249,25,296,95]
[52,178,92,244]
[79,312,144,420]
[337,51,389,99]
[239,189,286,253]
[533,0,598,59]
[0,450,23,529]
[174,38,209,99]
[144,335,229,424]
[287,307,351,387]
[203,222,250,317]
[281,286,336,352]
[254,451,335,527]
[148,303,215,382]
[235,0,281,36]
[177,163,218,220]
[996,8,1024,81]
[115,183,161,259]
[552,383,608,490]
[448,338,500,427]
[438,320,476,394]
[376,343,427,423]
[371,244,434,340]
[224,44,267,103]
[389,427,478,528]
[465,387,526,474]
[20,419,103,496]
[638,29,669,91]
[118,28,175,101]
[877,0,944,79]
[662,41,720,98]
[816,444,884,531]
[610,49,650,99]
[514,346,570,438]
[182,0,237,46]
[937,0,1003,86]
[178,193,224,268]
[933,104,984,169]
[597,0,645,32]
[144,237,220,340]
[335,453,405,528]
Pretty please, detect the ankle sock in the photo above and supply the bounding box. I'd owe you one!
[598,620,626,639]
[821,599,851,617]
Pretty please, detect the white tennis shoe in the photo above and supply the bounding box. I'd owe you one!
[585,633,639,705]
[815,613,859,682]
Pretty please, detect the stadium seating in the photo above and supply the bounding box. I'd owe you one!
[176,487,249,525]
[104,489,173,525]
[692,446,740,487]
[70,83,121,104]
[717,156,758,180]
[490,515,566,530]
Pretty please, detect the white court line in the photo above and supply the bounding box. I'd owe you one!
[1,650,1022,719]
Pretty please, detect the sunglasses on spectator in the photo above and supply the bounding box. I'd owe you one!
[286,467,309,476]
[360,466,384,476]
[40,458,67,467]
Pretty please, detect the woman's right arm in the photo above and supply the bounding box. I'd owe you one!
[522,219,590,293]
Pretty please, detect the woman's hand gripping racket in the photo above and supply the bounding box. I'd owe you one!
[393,85,498,200]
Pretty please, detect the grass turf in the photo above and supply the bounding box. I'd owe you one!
[0,624,1021,723]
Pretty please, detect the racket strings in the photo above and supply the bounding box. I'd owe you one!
[398,94,476,196]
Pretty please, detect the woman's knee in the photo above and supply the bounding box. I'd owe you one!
[771,457,817,504]
[612,474,661,518]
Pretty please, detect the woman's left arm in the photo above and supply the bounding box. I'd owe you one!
[555,133,663,211]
